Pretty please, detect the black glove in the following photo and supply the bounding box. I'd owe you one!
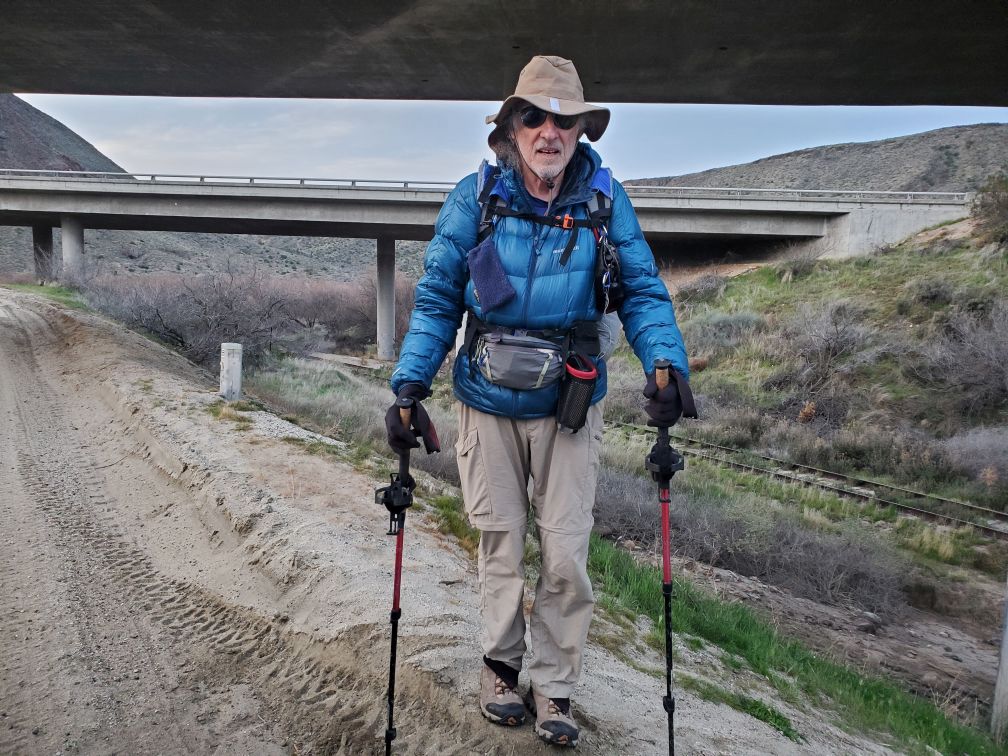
[385,383,441,455]
[642,368,698,428]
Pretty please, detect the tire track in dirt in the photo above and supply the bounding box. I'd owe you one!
[0,300,502,754]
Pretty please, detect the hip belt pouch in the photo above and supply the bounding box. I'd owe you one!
[556,353,598,433]
[474,332,564,390]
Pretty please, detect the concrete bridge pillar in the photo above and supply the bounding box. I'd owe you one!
[376,235,396,360]
[32,225,54,283]
[60,215,84,280]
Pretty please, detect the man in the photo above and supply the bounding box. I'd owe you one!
[387,55,691,748]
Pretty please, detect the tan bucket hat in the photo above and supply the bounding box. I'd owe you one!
[486,55,610,150]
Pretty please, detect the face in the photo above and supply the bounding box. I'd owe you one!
[511,106,582,184]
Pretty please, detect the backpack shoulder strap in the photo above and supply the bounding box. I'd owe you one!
[477,161,502,243]
[587,167,613,229]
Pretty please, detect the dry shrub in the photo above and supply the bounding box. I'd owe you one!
[0,270,38,285]
[764,420,965,490]
[784,301,870,392]
[896,277,954,317]
[676,273,727,304]
[696,405,766,448]
[319,276,416,351]
[774,240,822,281]
[973,172,1008,246]
[797,401,817,423]
[940,426,1008,493]
[681,310,765,360]
[912,300,1008,418]
[81,269,419,367]
[83,269,298,368]
[593,467,906,615]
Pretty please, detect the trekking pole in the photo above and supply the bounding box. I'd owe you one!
[375,406,415,756]
[644,359,685,756]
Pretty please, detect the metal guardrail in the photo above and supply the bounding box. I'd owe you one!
[0,168,971,202]
[622,184,971,202]
[0,168,457,191]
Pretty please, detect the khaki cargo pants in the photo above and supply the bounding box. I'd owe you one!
[455,400,603,698]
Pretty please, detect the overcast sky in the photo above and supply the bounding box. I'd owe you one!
[19,94,1008,184]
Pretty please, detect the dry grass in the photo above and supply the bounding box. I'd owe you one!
[78,268,417,368]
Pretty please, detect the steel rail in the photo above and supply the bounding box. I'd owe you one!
[671,432,1008,523]
[611,420,1008,541]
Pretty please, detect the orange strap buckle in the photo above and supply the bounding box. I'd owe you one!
[559,215,575,230]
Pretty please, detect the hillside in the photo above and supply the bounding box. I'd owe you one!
[658,217,1008,510]
[0,93,125,172]
[635,123,1008,192]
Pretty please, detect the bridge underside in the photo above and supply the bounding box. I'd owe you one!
[2,2,1006,105]
[0,211,437,241]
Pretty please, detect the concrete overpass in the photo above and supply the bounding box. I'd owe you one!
[0,169,969,357]
[2,2,1007,106]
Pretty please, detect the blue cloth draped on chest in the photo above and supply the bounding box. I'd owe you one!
[466,236,517,313]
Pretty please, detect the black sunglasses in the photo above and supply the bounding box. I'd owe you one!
[518,106,579,131]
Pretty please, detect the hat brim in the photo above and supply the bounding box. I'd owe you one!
[486,95,610,150]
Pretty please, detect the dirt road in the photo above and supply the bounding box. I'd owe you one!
[0,288,895,755]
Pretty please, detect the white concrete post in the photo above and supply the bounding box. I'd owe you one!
[60,215,84,280]
[219,343,243,401]
[992,575,1008,743]
[376,235,396,360]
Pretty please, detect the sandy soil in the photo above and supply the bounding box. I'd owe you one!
[1,287,909,754]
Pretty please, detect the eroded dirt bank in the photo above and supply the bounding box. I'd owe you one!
[0,288,899,755]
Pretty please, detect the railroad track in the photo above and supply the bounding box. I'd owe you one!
[610,420,1008,542]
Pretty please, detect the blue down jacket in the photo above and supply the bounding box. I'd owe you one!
[391,142,688,419]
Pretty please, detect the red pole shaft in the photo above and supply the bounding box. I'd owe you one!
[392,528,404,611]
[660,486,672,583]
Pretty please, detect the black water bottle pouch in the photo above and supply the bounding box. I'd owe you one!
[594,236,624,314]
[556,352,598,434]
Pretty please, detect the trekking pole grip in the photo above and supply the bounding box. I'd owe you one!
[655,359,670,390]
[654,359,671,442]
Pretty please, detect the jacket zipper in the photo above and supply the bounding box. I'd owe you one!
[522,219,547,323]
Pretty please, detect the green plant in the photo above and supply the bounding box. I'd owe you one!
[586,534,1003,755]
[678,674,802,742]
[3,283,87,309]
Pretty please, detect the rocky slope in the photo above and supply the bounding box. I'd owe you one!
[0,93,124,172]
[634,123,1008,193]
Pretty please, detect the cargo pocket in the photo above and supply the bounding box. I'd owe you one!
[455,427,492,522]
